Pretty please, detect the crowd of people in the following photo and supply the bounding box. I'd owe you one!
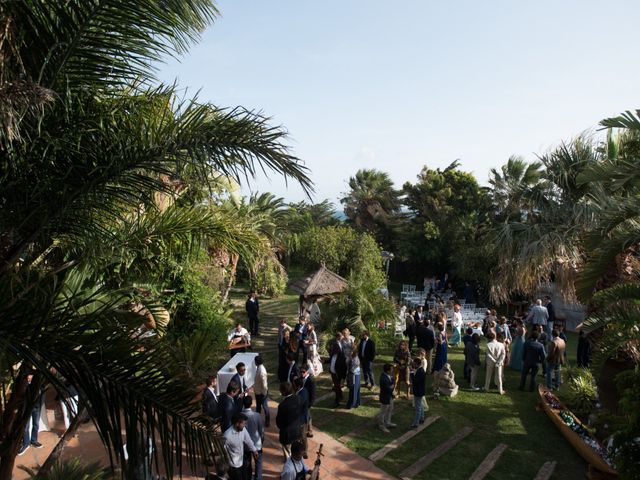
[204,285,593,479]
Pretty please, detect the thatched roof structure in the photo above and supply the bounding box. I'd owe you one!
[289,266,349,297]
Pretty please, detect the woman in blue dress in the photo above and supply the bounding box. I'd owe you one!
[510,318,526,371]
[433,322,448,372]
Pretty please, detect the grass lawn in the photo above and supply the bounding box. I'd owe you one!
[229,290,587,479]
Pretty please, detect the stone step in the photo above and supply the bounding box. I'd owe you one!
[399,426,474,480]
[368,415,441,462]
[534,461,557,480]
[468,443,508,480]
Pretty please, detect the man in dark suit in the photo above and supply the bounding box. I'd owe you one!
[378,364,396,432]
[245,290,260,337]
[300,365,316,438]
[329,332,347,407]
[519,331,547,392]
[294,377,310,458]
[219,381,241,432]
[202,375,220,423]
[276,382,301,460]
[358,330,376,389]
[416,319,435,373]
[230,362,248,395]
[294,316,308,364]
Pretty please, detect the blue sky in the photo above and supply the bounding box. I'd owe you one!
[158,0,640,205]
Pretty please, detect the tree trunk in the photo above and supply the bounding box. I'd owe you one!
[35,406,86,479]
[221,254,239,303]
[0,369,40,480]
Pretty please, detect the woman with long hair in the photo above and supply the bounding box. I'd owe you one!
[433,322,448,372]
[510,318,526,371]
[393,340,411,398]
[306,323,323,376]
[346,344,362,409]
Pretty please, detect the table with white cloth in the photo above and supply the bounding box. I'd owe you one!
[216,352,258,395]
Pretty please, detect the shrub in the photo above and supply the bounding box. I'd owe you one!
[611,368,640,478]
[253,256,288,298]
[564,368,597,418]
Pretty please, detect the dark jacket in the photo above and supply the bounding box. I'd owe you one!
[218,393,238,432]
[276,394,301,445]
[296,387,310,424]
[522,339,546,366]
[547,302,556,324]
[202,387,219,420]
[286,363,300,384]
[229,373,247,393]
[410,367,426,397]
[464,342,481,367]
[358,338,376,363]
[245,298,259,320]
[303,375,316,407]
[416,324,435,351]
[379,372,395,405]
[330,341,348,379]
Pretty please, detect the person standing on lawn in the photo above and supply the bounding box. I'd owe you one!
[358,330,376,389]
[464,333,482,390]
[484,331,507,394]
[329,332,347,408]
[378,363,396,433]
[545,329,566,390]
[245,291,260,337]
[519,331,546,392]
[410,358,427,428]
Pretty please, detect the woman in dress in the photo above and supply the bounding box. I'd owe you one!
[449,304,462,347]
[510,318,526,371]
[346,345,361,409]
[433,322,448,372]
[393,340,411,398]
[305,323,323,376]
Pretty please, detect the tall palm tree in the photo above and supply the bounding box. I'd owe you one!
[488,156,545,221]
[0,1,312,478]
[487,136,600,303]
[340,169,401,246]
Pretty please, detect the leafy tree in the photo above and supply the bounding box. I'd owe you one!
[341,169,401,248]
[399,161,490,280]
[0,1,312,477]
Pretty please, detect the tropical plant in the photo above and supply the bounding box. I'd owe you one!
[341,169,401,247]
[20,459,110,480]
[0,1,312,477]
[564,369,598,418]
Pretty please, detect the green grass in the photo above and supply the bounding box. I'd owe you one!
[228,291,588,479]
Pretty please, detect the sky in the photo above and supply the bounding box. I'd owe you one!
[157,0,640,206]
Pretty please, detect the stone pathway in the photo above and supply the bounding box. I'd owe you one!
[468,443,508,480]
[368,415,440,462]
[533,460,557,480]
[399,426,474,480]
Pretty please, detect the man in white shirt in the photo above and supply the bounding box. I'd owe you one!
[307,298,321,324]
[223,413,258,480]
[483,331,506,395]
[228,323,251,357]
[241,396,264,480]
[281,440,318,480]
[253,356,270,428]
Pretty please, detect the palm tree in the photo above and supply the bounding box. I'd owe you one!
[486,136,600,303]
[340,169,401,246]
[0,1,312,478]
[488,156,545,221]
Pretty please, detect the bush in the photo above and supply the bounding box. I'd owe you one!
[564,367,597,418]
[253,256,288,298]
[611,368,640,479]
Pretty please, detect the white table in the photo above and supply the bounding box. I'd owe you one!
[216,352,258,395]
